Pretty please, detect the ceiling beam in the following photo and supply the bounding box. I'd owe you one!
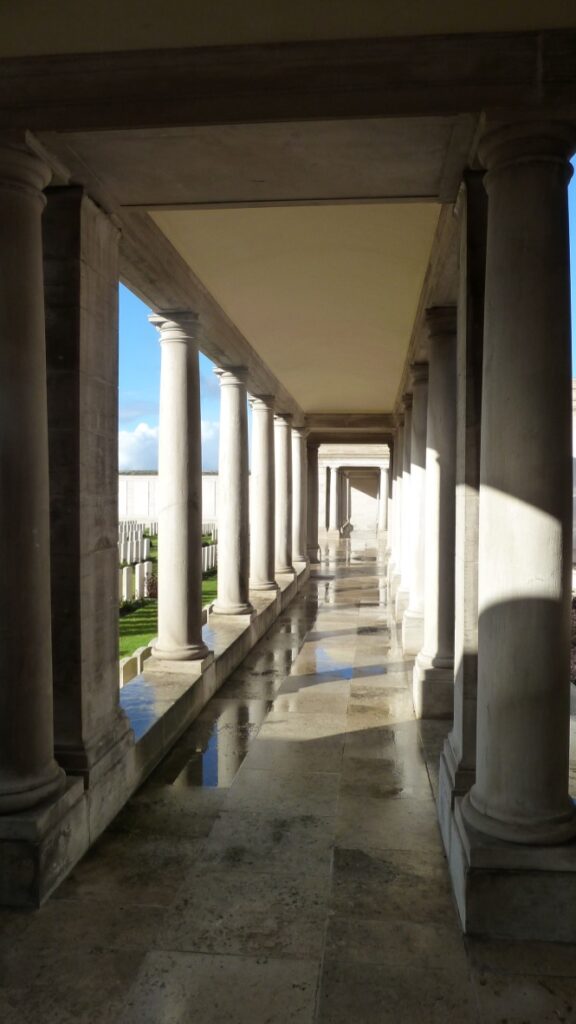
[0,32,575,133]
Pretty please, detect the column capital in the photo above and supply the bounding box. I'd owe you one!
[249,394,275,411]
[401,392,413,411]
[274,411,293,425]
[395,412,405,429]
[214,366,248,387]
[0,139,51,204]
[425,305,457,339]
[292,425,309,440]
[410,361,429,387]
[307,439,320,452]
[149,311,201,343]
[478,121,576,179]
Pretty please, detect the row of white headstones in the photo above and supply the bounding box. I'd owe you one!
[118,520,219,602]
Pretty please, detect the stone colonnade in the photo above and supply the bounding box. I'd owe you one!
[386,121,576,941]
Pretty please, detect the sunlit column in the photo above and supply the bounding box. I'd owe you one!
[377,466,389,534]
[249,395,277,591]
[0,141,66,812]
[328,465,339,534]
[292,426,309,563]
[213,367,253,614]
[462,122,576,845]
[274,413,295,574]
[389,418,404,597]
[152,313,210,658]
[402,364,429,654]
[307,441,320,563]
[413,307,457,717]
[395,395,413,620]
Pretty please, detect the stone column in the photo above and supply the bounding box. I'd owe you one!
[249,395,278,591]
[44,187,131,782]
[386,441,395,555]
[328,465,340,534]
[413,307,457,718]
[438,171,487,848]
[395,396,413,621]
[389,419,404,597]
[307,441,320,564]
[274,413,295,574]
[213,368,254,614]
[0,142,65,812]
[402,364,429,655]
[151,314,210,657]
[292,427,309,563]
[461,123,576,845]
[377,466,389,534]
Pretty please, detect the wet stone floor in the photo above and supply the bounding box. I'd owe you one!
[2,536,576,1022]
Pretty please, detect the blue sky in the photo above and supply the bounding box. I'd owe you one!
[120,174,576,471]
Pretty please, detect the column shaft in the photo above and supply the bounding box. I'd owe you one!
[462,123,576,845]
[152,314,210,655]
[307,442,320,563]
[402,364,429,654]
[377,466,389,534]
[0,143,65,812]
[292,428,309,562]
[389,420,404,597]
[213,369,253,614]
[413,307,457,718]
[328,466,339,533]
[274,414,295,574]
[249,396,277,590]
[395,398,413,620]
[45,187,130,778]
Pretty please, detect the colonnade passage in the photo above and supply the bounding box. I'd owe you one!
[1,536,575,1023]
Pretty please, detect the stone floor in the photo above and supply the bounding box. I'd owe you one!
[2,536,576,1023]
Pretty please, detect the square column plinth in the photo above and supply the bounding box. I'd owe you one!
[447,798,576,943]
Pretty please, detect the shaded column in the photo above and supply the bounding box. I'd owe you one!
[462,123,576,845]
[402,363,429,655]
[151,313,211,656]
[438,171,487,847]
[45,187,131,780]
[274,413,295,574]
[0,142,65,812]
[249,395,278,591]
[307,441,320,564]
[213,368,253,615]
[328,465,340,534]
[292,426,309,563]
[413,307,457,718]
[395,396,413,621]
[386,441,395,555]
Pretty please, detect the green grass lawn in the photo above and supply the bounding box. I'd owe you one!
[118,574,218,659]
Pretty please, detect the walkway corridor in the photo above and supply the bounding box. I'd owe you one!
[2,538,576,1023]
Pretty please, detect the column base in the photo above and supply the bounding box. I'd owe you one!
[307,547,320,565]
[151,639,211,661]
[146,650,215,675]
[388,570,401,600]
[394,586,410,623]
[0,760,66,815]
[0,776,87,907]
[401,608,424,656]
[446,796,576,941]
[275,565,296,576]
[412,652,454,719]
[249,579,279,592]
[437,734,475,855]
[55,708,134,788]
[461,790,576,847]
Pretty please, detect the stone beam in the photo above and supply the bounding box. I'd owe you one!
[0,33,575,132]
[306,413,395,432]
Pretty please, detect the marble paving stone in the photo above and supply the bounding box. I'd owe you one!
[465,936,576,977]
[156,866,328,958]
[246,735,345,773]
[200,809,335,876]
[317,960,479,1024]
[330,846,457,927]
[472,971,576,1023]
[258,710,347,739]
[0,899,164,957]
[325,915,469,972]
[336,793,442,851]
[340,755,432,800]
[55,831,206,907]
[223,767,340,818]
[109,785,226,838]
[343,724,397,761]
[1,950,145,1024]
[118,951,319,1024]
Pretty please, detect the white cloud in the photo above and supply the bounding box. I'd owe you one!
[118,419,220,472]
[119,422,158,471]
